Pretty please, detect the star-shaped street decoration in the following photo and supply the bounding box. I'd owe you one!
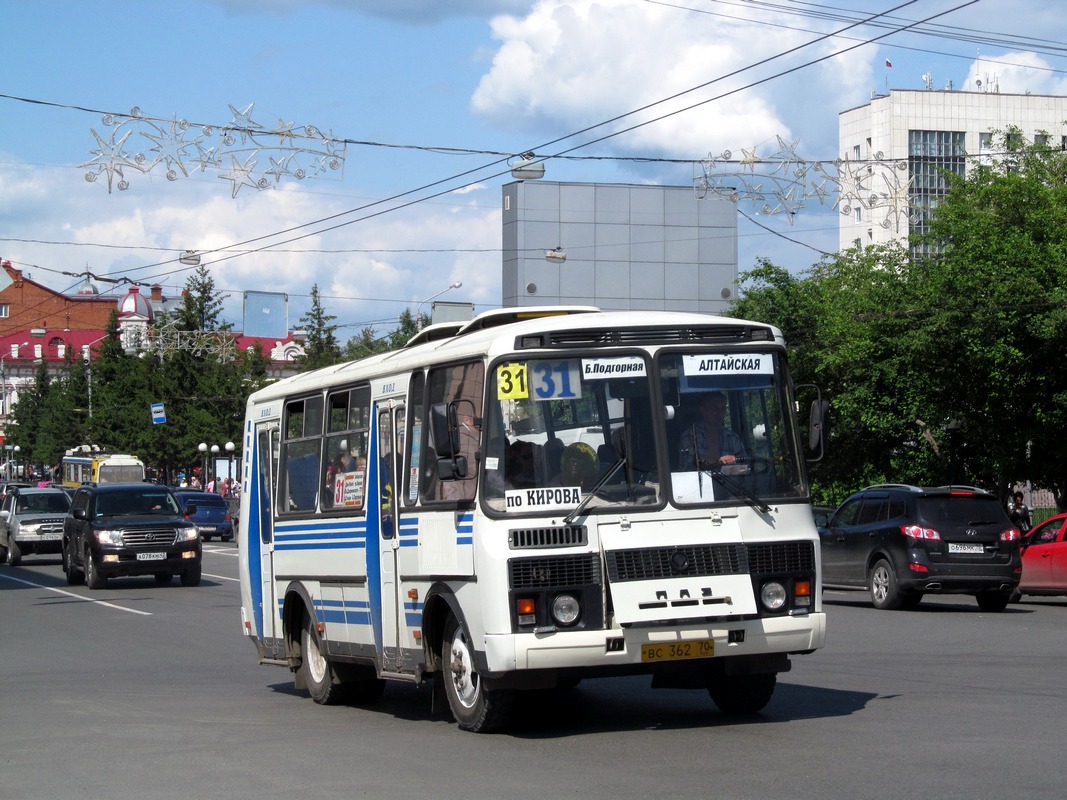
[81,127,143,192]
[140,118,196,178]
[219,153,260,198]
[225,103,264,144]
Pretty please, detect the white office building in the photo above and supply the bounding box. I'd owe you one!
[838,89,1067,252]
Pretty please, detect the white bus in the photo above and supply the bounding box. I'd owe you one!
[237,307,828,732]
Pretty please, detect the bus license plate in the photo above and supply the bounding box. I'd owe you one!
[136,552,167,561]
[641,639,715,663]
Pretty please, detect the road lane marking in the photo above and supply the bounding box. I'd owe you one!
[0,573,152,615]
[204,572,239,582]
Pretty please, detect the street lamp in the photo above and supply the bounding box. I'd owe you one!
[225,442,236,484]
[415,281,463,331]
[1,341,29,417]
[198,442,208,487]
[13,444,20,481]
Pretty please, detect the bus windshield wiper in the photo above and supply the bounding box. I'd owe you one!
[564,458,626,525]
[698,460,770,515]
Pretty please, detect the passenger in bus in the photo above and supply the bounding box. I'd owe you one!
[552,442,599,491]
[506,440,538,489]
[677,391,747,469]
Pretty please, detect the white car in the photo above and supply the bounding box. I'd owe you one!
[0,486,71,566]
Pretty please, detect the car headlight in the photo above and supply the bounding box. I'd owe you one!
[179,527,199,541]
[94,529,124,546]
[550,593,581,626]
[760,580,787,611]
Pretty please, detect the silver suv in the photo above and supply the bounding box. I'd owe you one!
[0,486,72,565]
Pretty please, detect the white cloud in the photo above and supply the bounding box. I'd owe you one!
[0,163,501,338]
[964,51,1067,97]
[471,0,876,160]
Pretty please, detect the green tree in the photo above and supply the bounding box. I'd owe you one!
[297,284,342,370]
[921,129,1067,506]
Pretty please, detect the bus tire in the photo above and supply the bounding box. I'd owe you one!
[442,613,513,733]
[708,672,776,715]
[301,614,348,705]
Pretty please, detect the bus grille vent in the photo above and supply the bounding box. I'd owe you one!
[746,540,815,574]
[509,525,587,549]
[543,325,771,348]
[509,553,601,589]
[606,544,748,581]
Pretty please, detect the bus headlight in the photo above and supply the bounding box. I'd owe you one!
[550,593,581,626]
[760,580,787,612]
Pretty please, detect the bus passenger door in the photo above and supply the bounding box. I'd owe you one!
[374,402,405,673]
[253,424,282,651]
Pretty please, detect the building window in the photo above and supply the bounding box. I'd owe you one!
[908,130,966,255]
[852,144,861,160]
[1035,134,1049,147]
[0,305,8,319]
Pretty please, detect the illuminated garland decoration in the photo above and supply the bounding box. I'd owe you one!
[694,136,916,232]
[80,103,346,197]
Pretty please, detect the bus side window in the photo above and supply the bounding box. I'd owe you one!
[280,395,324,513]
[435,362,483,502]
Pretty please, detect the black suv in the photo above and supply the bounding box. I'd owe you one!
[817,484,1021,611]
[62,483,202,590]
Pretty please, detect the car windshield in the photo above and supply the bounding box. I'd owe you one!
[17,493,71,514]
[96,490,181,516]
[916,494,1007,527]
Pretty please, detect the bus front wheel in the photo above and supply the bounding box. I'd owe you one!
[708,672,776,715]
[442,613,513,733]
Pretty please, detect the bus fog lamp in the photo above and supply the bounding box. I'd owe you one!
[551,594,580,626]
[516,597,536,626]
[760,581,787,611]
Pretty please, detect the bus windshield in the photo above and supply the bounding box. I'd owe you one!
[482,354,660,516]
[481,350,808,515]
[659,351,807,506]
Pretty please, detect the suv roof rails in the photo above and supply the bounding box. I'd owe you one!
[863,483,922,492]
[931,484,990,494]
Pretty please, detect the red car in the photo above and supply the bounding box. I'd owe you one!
[1015,513,1067,600]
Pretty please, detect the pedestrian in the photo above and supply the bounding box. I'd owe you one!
[1008,490,1032,533]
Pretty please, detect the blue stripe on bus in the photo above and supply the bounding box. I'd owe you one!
[274,541,366,551]
[248,419,264,638]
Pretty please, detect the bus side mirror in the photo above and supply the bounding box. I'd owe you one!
[430,402,456,459]
[809,398,830,460]
[436,455,468,481]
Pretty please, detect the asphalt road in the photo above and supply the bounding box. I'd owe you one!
[2,543,1064,800]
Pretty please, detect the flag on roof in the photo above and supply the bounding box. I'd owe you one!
[885,59,893,68]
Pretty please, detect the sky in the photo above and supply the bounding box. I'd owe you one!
[3,0,1067,342]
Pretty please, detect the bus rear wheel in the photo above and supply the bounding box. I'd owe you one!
[301,614,349,705]
[442,613,513,733]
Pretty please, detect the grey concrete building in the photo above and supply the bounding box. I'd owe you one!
[502,181,738,314]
